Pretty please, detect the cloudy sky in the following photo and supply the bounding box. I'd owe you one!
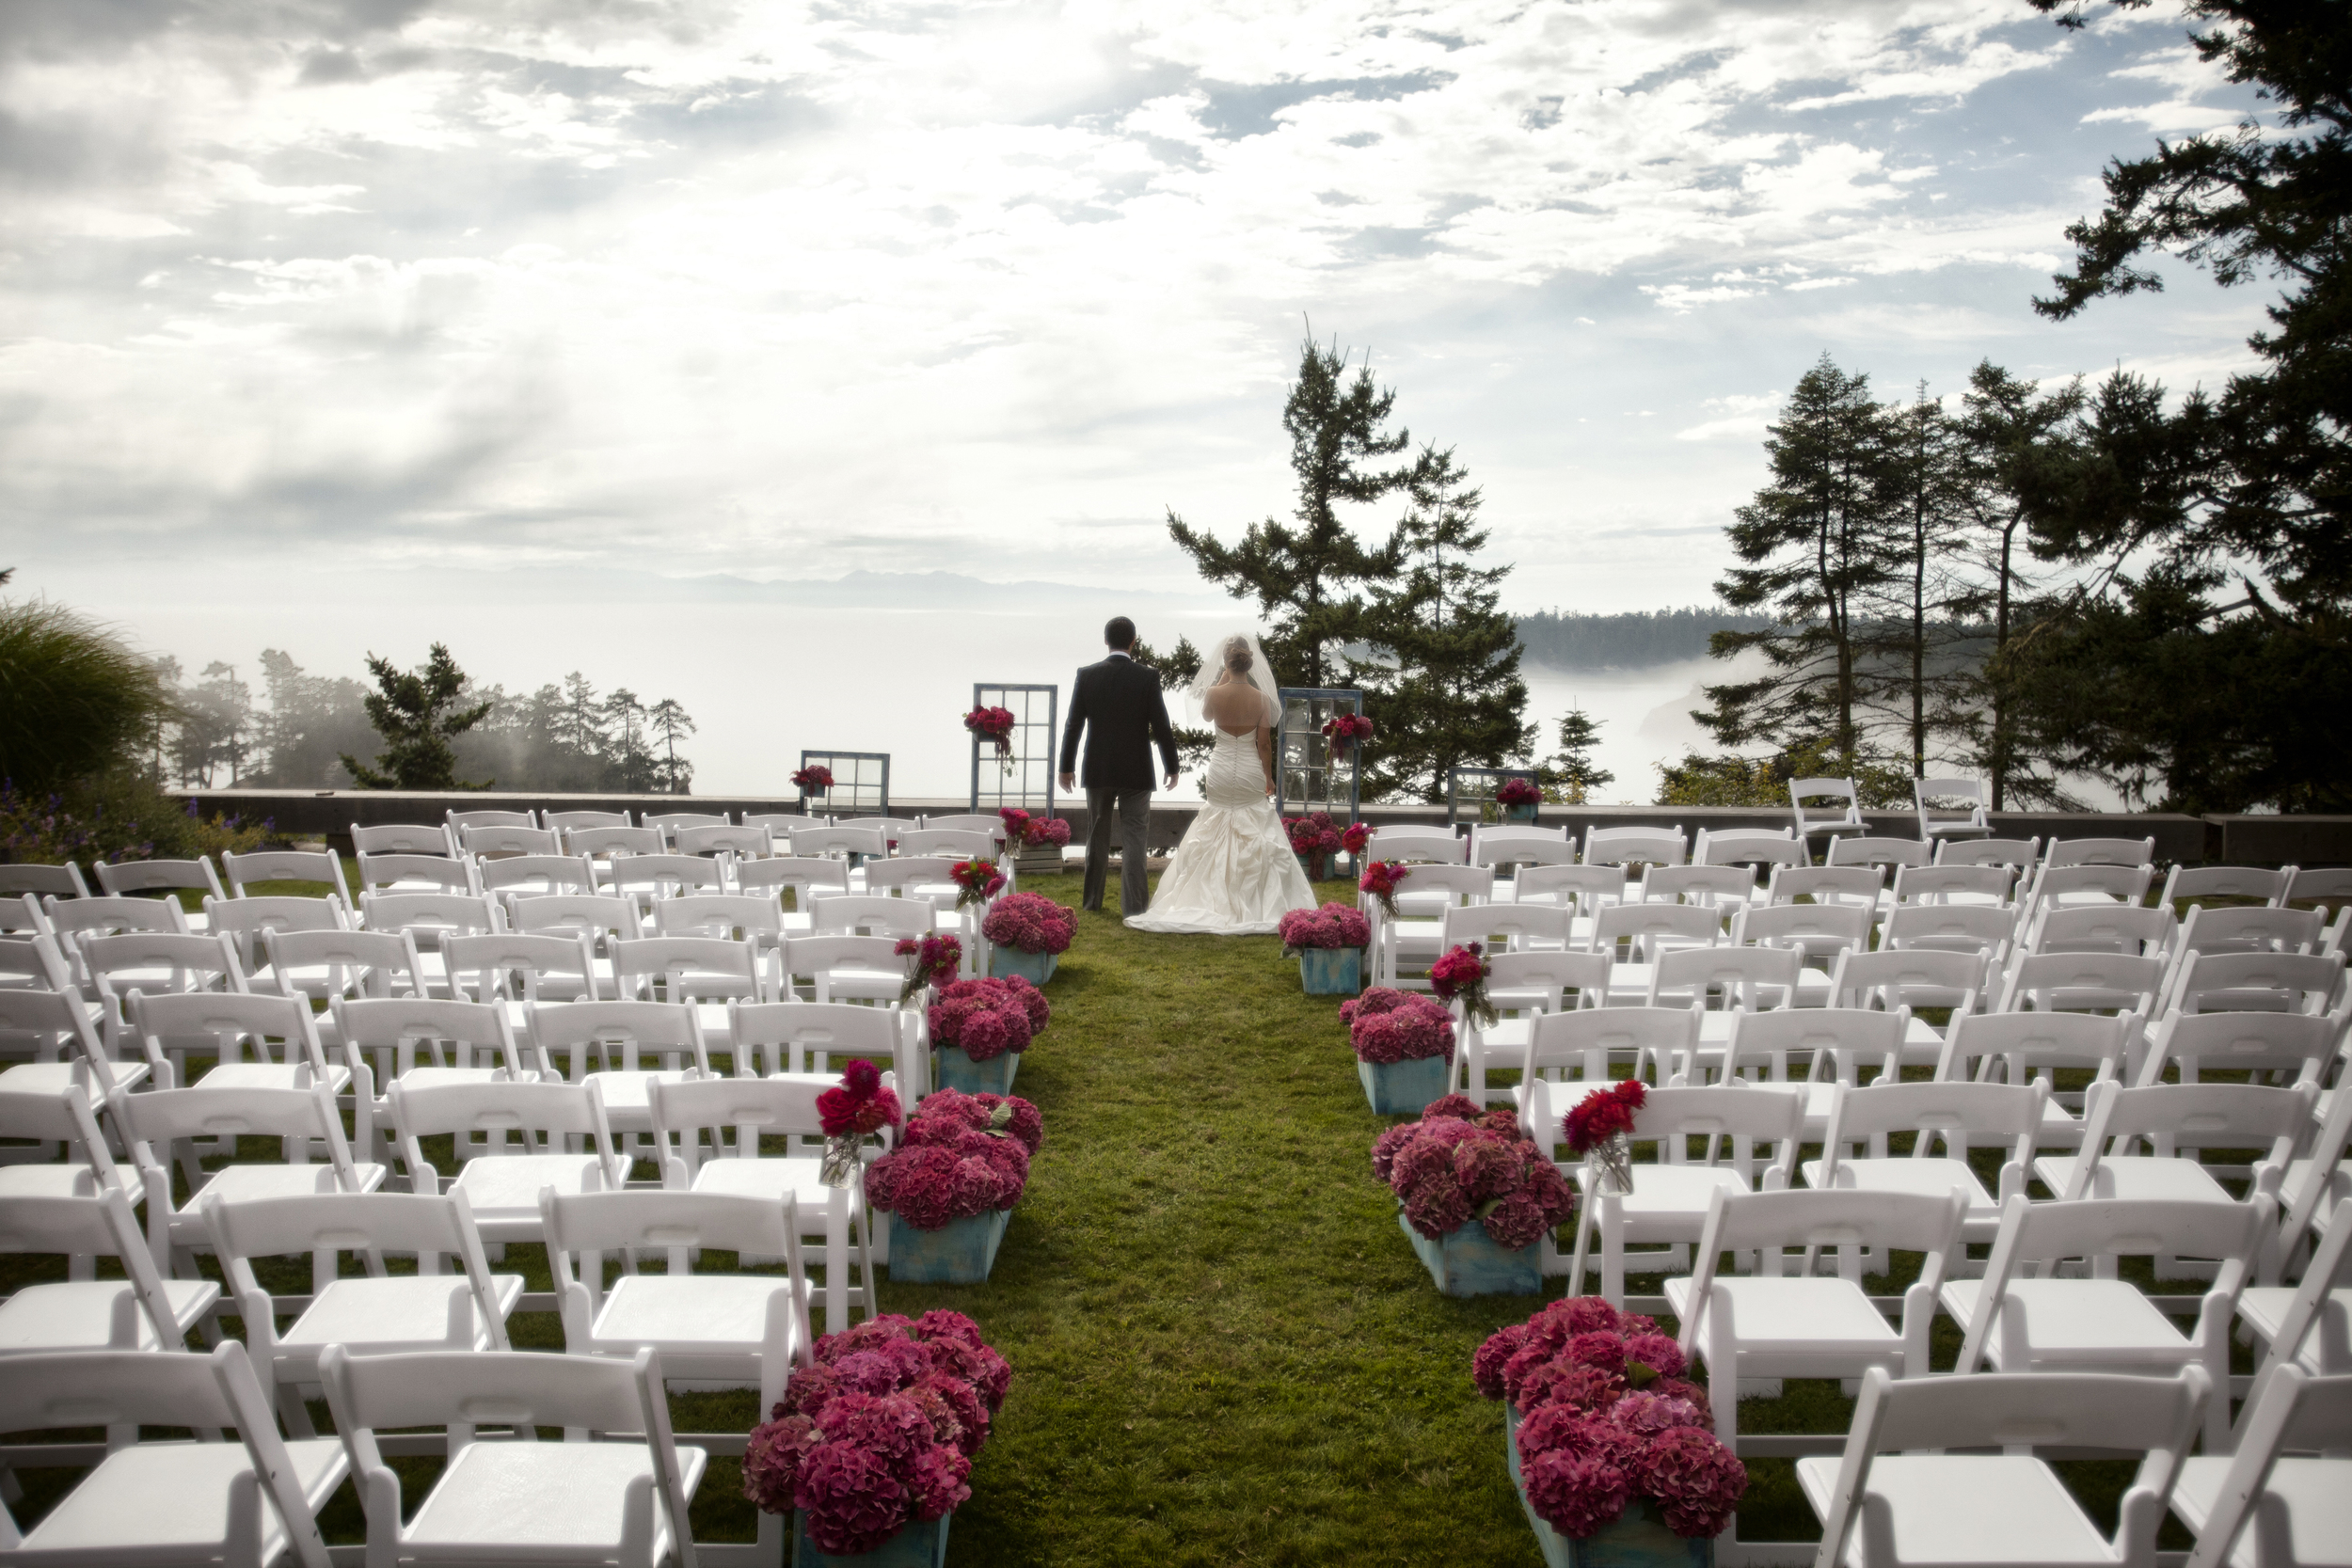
[6,0,2266,632]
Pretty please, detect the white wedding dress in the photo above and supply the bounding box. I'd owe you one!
[1124,725,1320,935]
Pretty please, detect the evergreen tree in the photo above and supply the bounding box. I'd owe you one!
[1168,333,1421,687]
[1345,445,1531,801]
[340,643,494,790]
[1700,355,1898,764]
[1128,635,1214,775]
[648,698,696,794]
[601,688,656,792]
[1539,709,1613,804]
[1863,388,1979,778]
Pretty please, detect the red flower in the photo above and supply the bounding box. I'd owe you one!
[1563,1079,1646,1154]
[1495,777,1542,807]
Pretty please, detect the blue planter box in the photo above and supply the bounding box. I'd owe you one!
[1358,1053,1450,1116]
[793,1508,951,1567]
[1505,1408,1713,1568]
[885,1207,1009,1284]
[990,946,1057,985]
[1400,1211,1542,1297]
[1296,852,1329,882]
[1298,946,1361,995]
[1502,801,1539,824]
[932,1048,1018,1097]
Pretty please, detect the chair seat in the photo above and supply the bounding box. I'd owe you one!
[1800,1157,1998,1219]
[275,1273,526,1361]
[2235,1284,2352,1372]
[2171,1453,2352,1568]
[2033,1153,2238,1203]
[1575,1163,1746,1227]
[0,1275,220,1353]
[584,1069,699,1126]
[0,1059,151,1102]
[1661,1275,1899,1351]
[0,1164,107,1199]
[17,1434,347,1560]
[1940,1277,2193,1366]
[192,1062,354,1097]
[1794,1453,2118,1568]
[449,1155,615,1236]
[592,1274,797,1354]
[2280,1156,2350,1228]
[179,1163,388,1236]
[391,1066,524,1092]
[405,1437,707,1557]
[691,1156,853,1214]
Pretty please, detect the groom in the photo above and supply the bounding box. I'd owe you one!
[1058,616,1180,916]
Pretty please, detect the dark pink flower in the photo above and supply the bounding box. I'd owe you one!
[795,1441,910,1557]
[1371,1122,1419,1183]
[1472,1323,1529,1400]
[1454,1138,1519,1201]
[741,1413,817,1513]
[1402,1173,1471,1238]
[1522,1447,1630,1539]
[1515,1359,1625,1418]
[1631,1425,1748,1539]
[1611,1391,1705,1434]
[1566,1331,1628,1375]
[1624,1333,1687,1379]
[907,1442,972,1521]
[1422,1093,1483,1122]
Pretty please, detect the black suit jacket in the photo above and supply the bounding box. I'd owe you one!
[1059,655,1179,791]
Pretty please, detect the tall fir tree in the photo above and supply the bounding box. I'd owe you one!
[1168,333,1421,687]
[1539,709,1613,804]
[1863,387,1979,778]
[339,643,493,790]
[649,698,696,794]
[1344,445,1531,801]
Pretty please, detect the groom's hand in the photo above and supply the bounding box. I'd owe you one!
[1058,771,1075,791]
[1164,771,1177,791]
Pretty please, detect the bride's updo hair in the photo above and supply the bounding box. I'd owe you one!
[1221,635,1253,674]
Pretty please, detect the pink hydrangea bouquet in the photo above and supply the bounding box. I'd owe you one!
[1323,713,1375,747]
[742,1309,1010,1555]
[863,1088,1042,1230]
[981,891,1075,955]
[995,809,1073,851]
[928,976,1050,1062]
[949,857,1006,911]
[1429,942,1500,1028]
[1471,1296,1745,1541]
[1279,902,1371,956]
[1359,858,1410,918]
[1340,820,1373,857]
[1495,777,1542,809]
[1372,1096,1575,1250]
[1340,987,1455,1065]
[892,934,962,1005]
[1283,811,1343,858]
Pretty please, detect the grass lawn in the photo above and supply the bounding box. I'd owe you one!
[7,863,2234,1563]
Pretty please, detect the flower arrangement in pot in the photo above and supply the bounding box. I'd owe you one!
[1565,1079,1645,1197]
[1494,776,1542,822]
[1429,942,1500,1028]
[1279,901,1370,995]
[979,890,1074,985]
[1473,1295,1744,1562]
[743,1309,1012,1566]
[815,1060,904,1187]
[1283,811,1343,879]
[962,705,1017,775]
[893,934,962,1005]
[927,974,1049,1096]
[1323,712,1375,750]
[865,1087,1042,1283]
[1359,858,1410,919]
[1372,1095,1575,1296]
[1341,987,1455,1116]
[948,858,1005,912]
[792,763,834,799]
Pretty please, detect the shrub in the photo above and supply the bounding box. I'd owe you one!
[0,599,176,793]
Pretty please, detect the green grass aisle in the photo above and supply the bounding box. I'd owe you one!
[892,872,1543,1566]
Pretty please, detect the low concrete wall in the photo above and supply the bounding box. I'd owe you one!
[170,788,2318,865]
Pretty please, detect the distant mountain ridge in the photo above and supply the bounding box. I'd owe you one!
[1514,607,1774,670]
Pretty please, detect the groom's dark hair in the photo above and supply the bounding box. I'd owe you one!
[1104,616,1136,651]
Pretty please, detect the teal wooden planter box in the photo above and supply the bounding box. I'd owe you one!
[1296,852,1329,882]
[1504,1408,1712,1568]
[990,946,1057,985]
[1400,1211,1542,1297]
[1358,1053,1450,1116]
[793,1508,951,1567]
[884,1207,1009,1284]
[1298,946,1361,995]
[932,1048,1018,1097]
[1502,801,1539,824]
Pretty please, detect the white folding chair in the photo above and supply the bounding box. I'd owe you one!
[525,1000,711,1150]
[541,809,632,832]
[508,893,643,959]
[1767,864,1885,910]
[2233,1196,2352,1403]
[1802,1365,2205,1568]
[1716,1006,1912,1139]
[730,998,923,1097]
[2286,865,2352,920]
[356,895,503,991]
[1640,863,1758,908]
[1935,835,2041,869]
[1804,1079,2045,1249]
[2178,905,2329,959]
[787,824,888,863]
[389,1078,627,1248]
[203,1189,521,1433]
[1513,1004,1698,1116]
[736,857,850,937]
[1695,830,1805,875]
[2030,902,2179,960]
[355,852,480,897]
[1998,949,2165,1017]
[1647,945,1805,1077]
[0,863,89,901]
[0,1341,342,1568]
[479,852,601,904]
[1827,947,1986,1057]
[1827,836,1931,873]
[671,824,773,865]
[1582,826,1686,868]
[809,893,934,942]
[446,930,605,1025]
[898,828,997,861]
[1888,863,2015,908]
[1450,949,1606,1106]
[607,854,728,914]
[453,808,546,832]
[0,1183,217,1354]
[1949,1194,2267,1448]
[1912,776,1992,844]
[205,895,348,976]
[643,812,730,836]
[351,822,459,858]
[1789,777,1864,849]
[1364,826,1466,864]
[652,894,786,946]
[463,822,570,857]
[334,996,543,1161]
[2174,1364,2352,1568]
[2023,863,2156,928]
[564,825,667,861]
[320,1345,703,1568]
[78,928,246,1063]
[0,1078,120,1196]
[95,856,227,932]
[2168,949,2344,1019]
[2046,836,2157,868]
[2162,864,2294,911]
[2042,1080,2312,1243]
[128,989,348,1096]
[1733,903,1874,1006]
[1880,901,2017,958]
[0,984,149,1118]
[2142,1008,2339,1088]
[259,927,428,1015]
[1584,903,1722,1002]
[782,934,914,1006]
[1936,1009,2139,1150]
[221,849,355,908]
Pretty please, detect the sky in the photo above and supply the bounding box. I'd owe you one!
[0,0,2276,792]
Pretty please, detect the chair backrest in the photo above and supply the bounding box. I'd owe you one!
[1825,835,1931,871]
[1638,864,1756,907]
[649,1074,833,1179]
[477,854,600,901]
[1688,1185,1964,1297]
[0,862,91,898]
[1765,864,1883,908]
[653,894,785,942]
[564,826,667,859]
[114,1081,362,1187]
[0,1081,119,1187]
[1888,863,2014,906]
[206,1190,507,1344]
[898,828,997,860]
[2176,903,2326,958]
[2186,1366,2352,1568]
[1828,946,1986,1012]
[458,822,564,857]
[355,851,480,896]
[316,1345,694,1568]
[526,999,708,1077]
[351,823,457,857]
[644,812,730,833]
[261,925,428,1007]
[1588,900,1722,957]
[509,894,643,945]
[1510,863,1628,914]
[604,855,726,905]
[2284,864,2352,912]
[1731,900,1874,960]
[1997,949,2163,1015]
[0,1183,183,1347]
[219,848,351,906]
[334,994,529,1079]
[129,987,336,1083]
[1935,835,2041,868]
[726,999,915,1079]
[2026,862,2155,911]
[1817,1079,2045,1172]
[359,892,501,944]
[389,1075,619,1156]
[782,935,914,1004]
[1384,863,1495,909]
[1693,830,1805,870]
[0,928,74,990]
[1880,901,2016,957]
[612,936,764,1005]
[1469,832,1578,871]
[1581,827,1686,867]
[0,985,127,1094]
[789,824,889,860]
[863,858,959,899]
[673,823,773,860]
[810,893,934,940]
[1724,1006,1908,1086]
[450,808,542,831]
[95,856,227,901]
[2070,1079,2314,1196]
[1437,901,1573,952]
[1913,775,1988,832]
[2165,947,2344,1016]
[1624,1083,1805,1180]
[1365,826,1466,863]
[444,929,602,1006]
[1788,777,1862,835]
[735,856,852,908]
[2030,902,2177,958]
[1523,1003,1699,1082]
[540,1187,809,1359]
[2046,836,2156,868]
[2159,863,2290,910]
[205,894,347,969]
[2140,1007,2339,1087]
[542,809,633,831]
[0,1341,332,1568]
[917,814,1007,841]
[1937,1008,2136,1087]
[81,929,247,1003]
[0,892,53,938]
[1484,948,1610,1008]
[1645,943,1802,1010]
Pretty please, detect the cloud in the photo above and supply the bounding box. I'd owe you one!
[1676,391,1782,441]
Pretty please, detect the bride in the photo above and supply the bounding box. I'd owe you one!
[1125,632,1320,935]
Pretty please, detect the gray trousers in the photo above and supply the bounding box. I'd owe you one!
[1083,788,1153,915]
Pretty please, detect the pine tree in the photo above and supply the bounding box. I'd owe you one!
[601,689,656,792]
[1345,445,1531,801]
[648,698,696,794]
[1863,388,1979,778]
[1168,333,1420,688]
[339,643,494,790]
[1540,710,1614,804]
